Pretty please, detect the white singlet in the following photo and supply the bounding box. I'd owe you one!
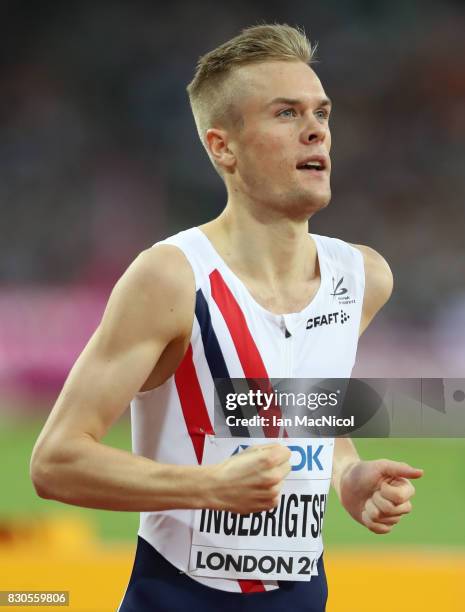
[130,226,365,592]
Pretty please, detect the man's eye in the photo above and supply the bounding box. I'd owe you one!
[278,108,297,118]
[315,109,329,120]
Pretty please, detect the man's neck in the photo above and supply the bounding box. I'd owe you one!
[199,204,318,291]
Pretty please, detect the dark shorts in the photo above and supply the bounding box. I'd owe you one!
[118,536,328,612]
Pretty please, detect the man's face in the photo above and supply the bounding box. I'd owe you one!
[225,61,332,218]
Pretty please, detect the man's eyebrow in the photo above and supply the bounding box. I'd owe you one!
[266,96,332,108]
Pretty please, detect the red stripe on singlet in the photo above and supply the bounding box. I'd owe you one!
[210,268,291,593]
[175,343,213,463]
[175,340,264,593]
[210,268,288,438]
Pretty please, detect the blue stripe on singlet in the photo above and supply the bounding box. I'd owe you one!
[195,288,249,437]
[195,288,230,379]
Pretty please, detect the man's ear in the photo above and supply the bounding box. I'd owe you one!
[205,128,236,172]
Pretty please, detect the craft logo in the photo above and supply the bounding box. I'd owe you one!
[330,277,356,304]
[306,310,350,330]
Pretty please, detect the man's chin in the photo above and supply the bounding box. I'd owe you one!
[264,186,331,219]
[301,189,331,214]
[278,192,331,222]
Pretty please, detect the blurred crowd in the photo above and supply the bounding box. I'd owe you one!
[1,1,464,366]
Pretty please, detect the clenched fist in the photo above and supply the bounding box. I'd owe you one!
[339,459,424,534]
[204,443,292,514]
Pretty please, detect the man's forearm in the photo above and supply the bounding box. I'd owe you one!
[31,436,212,512]
[331,437,360,500]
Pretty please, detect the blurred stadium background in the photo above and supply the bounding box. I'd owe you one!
[1,1,464,610]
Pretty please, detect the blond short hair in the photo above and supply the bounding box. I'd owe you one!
[187,24,316,172]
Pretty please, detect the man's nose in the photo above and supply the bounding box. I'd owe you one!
[301,116,327,144]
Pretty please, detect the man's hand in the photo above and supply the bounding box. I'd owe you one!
[339,459,423,534]
[206,443,292,515]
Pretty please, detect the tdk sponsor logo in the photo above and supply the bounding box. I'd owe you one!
[306,310,350,330]
[232,444,324,471]
[232,445,250,455]
[289,445,323,471]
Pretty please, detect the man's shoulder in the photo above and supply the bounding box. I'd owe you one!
[108,245,195,323]
[99,245,196,346]
[351,244,393,291]
[123,244,195,298]
[350,244,393,331]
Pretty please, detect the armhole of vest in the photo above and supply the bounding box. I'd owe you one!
[157,234,215,341]
[345,244,366,343]
[323,236,365,283]
[131,240,203,399]
[154,237,202,292]
[348,242,366,292]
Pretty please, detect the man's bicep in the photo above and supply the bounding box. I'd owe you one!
[49,326,164,443]
[37,246,195,446]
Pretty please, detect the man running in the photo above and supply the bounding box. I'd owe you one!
[31,24,423,612]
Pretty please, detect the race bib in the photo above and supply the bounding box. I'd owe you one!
[188,436,334,581]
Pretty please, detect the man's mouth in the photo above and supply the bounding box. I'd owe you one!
[296,157,327,172]
[297,161,324,171]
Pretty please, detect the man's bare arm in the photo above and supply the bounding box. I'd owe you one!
[30,245,291,514]
[355,244,393,336]
[332,244,393,496]
[30,245,203,511]
[332,245,422,534]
